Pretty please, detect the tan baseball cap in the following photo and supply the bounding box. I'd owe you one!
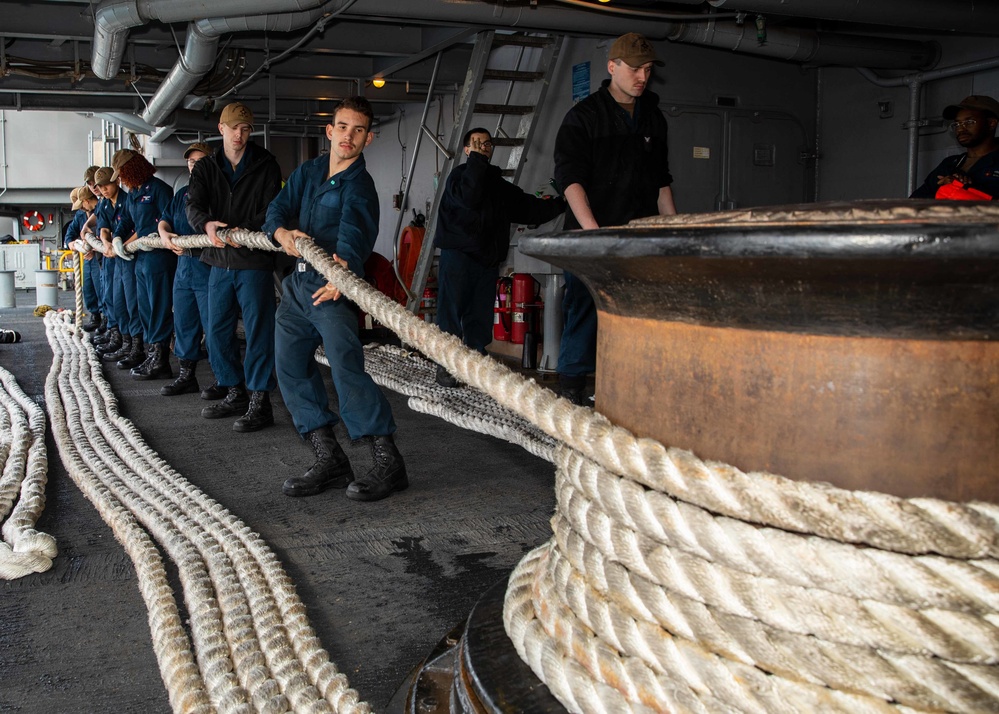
[94,166,115,186]
[70,187,82,210]
[220,102,254,129]
[608,32,663,68]
[110,149,138,181]
[184,141,214,159]
[83,165,100,183]
[75,185,97,209]
[943,95,999,120]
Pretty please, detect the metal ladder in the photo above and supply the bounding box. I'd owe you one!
[405,30,564,314]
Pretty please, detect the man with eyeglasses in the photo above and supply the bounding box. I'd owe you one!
[432,127,565,387]
[910,95,999,199]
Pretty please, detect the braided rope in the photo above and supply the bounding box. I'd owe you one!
[73,251,84,328]
[44,311,369,714]
[332,344,556,462]
[0,367,57,580]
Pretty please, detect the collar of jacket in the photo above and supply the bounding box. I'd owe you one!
[598,78,661,116]
[305,152,368,193]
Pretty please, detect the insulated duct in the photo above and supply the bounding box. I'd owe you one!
[670,20,937,70]
[91,0,337,80]
[705,0,999,35]
[141,6,333,127]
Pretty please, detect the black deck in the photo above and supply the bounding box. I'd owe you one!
[0,288,557,713]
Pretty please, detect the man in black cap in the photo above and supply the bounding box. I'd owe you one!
[910,95,999,199]
[553,32,676,405]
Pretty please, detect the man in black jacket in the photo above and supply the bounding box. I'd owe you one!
[434,127,565,386]
[553,33,677,405]
[186,102,283,431]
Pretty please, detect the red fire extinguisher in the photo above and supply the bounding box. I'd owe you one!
[494,277,512,342]
[511,273,539,345]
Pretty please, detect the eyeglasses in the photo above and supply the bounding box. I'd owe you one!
[949,119,978,131]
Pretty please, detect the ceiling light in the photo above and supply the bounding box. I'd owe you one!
[372,78,386,88]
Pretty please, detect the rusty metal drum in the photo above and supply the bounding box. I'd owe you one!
[521,200,999,502]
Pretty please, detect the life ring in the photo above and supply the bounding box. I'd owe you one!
[22,210,44,232]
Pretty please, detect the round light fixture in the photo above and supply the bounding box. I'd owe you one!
[372,78,386,88]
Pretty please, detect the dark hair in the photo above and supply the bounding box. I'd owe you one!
[333,96,375,130]
[463,127,491,147]
[116,153,156,190]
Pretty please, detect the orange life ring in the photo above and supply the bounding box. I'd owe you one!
[22,210,44,232]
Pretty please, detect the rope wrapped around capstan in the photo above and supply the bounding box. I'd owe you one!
[65,226,999,712]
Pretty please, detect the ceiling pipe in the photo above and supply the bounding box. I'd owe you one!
[670,19,937,70]
[91,0,336,80]
[705,0,999,35]
[142,5,336,127]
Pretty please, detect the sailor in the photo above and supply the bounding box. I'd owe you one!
[157,142,217,397]
[110,149,175,380]
[264,96,408,502]
[186,102,283,432]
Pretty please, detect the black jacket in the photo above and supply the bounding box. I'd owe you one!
[186,143,283,271]
[434,151,565,266]
[554,80,672,229]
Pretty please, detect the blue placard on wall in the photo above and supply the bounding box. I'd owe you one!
[572,61,590,104]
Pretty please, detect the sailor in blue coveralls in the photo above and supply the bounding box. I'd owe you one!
[157,142,215,397]
[64,186,102,331]
[111,149,175,380]
[264,96,408,503]
[91,166,133,363]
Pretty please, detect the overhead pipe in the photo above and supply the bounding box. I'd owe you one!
[142,5,335,127]
[91,0,336,80]
[857,55,999,195]
[705,0,999,36]
[669,19,937,70]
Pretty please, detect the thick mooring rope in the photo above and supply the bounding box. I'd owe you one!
[44,311,369,714]
[0,366,57,580]
[73,229,999,712]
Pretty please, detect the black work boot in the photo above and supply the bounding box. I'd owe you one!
[116,335,145,370]
[96,329,123,359]
[232,391,274,432]
[201,385,249,419]
[200,379,227,400]
[435,364,458,388]
[161,359,199,396]
[346,435,408,502]
[91,317,111,345]
[82,311,102,332]
[283,426,353,497]
[132,342,173,381]
[557,374,588,407]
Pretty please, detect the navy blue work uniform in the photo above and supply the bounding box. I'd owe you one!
[65,209,102,313]
[161,185,210,361]
[910,149,999,198]
[186,143,282,393]
[97,194,135,334]
[116,177,175,345]
[554,80,673,379]
[263,153,395,439]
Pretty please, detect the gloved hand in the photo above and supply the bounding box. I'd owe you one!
[112,236,133,261]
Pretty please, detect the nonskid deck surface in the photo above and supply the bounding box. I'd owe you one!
[0,289,556,713]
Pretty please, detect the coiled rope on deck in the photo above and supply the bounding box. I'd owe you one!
[75,230,999,711]
[0,366,57,579]
[44,311,369,714]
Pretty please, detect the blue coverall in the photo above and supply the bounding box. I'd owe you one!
[160,185,210,361]
[263,153,395,439]
[116,177,175,345]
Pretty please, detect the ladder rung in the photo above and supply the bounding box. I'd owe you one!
[483,69,546,82]
[490,137,524,147]
[474,103,534,115]
[492,34,554,48]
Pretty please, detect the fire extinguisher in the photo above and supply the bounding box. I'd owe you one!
[494,277,512,342]
[511,273,539,345]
